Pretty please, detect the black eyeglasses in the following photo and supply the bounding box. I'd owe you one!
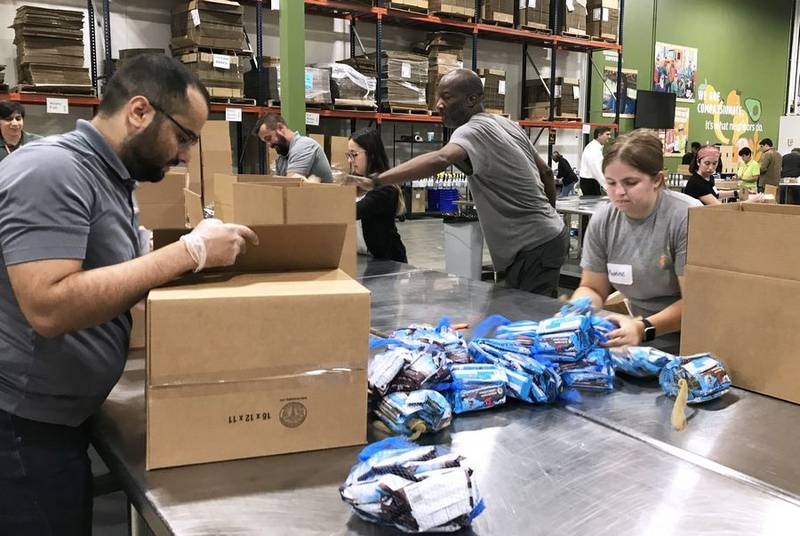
[148,100,200,148]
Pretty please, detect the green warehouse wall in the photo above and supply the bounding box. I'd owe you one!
[590,0,794,170]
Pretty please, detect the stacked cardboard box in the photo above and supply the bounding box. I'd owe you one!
[245,60,332,106]
[12,6,92,94]
[381,51,428,112]
[146,220,368,470]
[481,0,514,25]
[479,68,506,114]
[429,0,473,19]
[519,0,550,31]
[172,0,248,99]
[587,0,619,42]
[389,0,429,11]
[561,0,588,35]
[524,77,580,119]
[135,169,189,231]
[681,203,800,406]
[425,33,465,111]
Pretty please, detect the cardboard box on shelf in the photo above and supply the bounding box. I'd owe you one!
[135,169,188,230]
[520,0,550,30]
[681,203,800,405]
[586,0,619,41]
[561,0,588,34]
[212,174,357,277]
[146,223,370,470]
[481,0,514,24]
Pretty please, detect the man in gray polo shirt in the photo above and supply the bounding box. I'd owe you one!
[346,69,566,296]
[0,54,257,534]
[256,113,333,182]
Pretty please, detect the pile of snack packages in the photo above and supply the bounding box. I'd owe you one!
[340,298,732,532]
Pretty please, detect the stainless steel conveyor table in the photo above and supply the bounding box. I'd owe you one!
[91,257,800,535]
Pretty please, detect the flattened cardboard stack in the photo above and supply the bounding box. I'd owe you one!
[524,77,580,119]
[429,0,473,19]
[243,56,280,103]
[561,0,588,36]
[381,51,428,112]
[146,220,369,470]
[115,48,166,71]
[12,6,92,94]
[479,68,506,114]
[171,0,248,99]
[481,0,514,26]
[424,33,465,111]
[519,0,550,31]
[587,0,619,42]
[681,203,800,406]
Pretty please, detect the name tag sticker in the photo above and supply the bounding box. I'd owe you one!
[607,263,633,286]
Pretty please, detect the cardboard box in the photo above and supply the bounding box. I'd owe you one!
[681,203,800,404]
[561,0,588,34]
[520,0,550,30]
[411,187,428,213]
[213,174,358,277]
[482,0,513,24]
[328,135,350,173]
[146,223,370,469]
[136,169,188,230]
[194,120,234,204]
[129,301,146,349]
[587,0,619,41]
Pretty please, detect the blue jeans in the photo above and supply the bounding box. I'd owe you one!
[0,409,92,535]
[559,181,576,197]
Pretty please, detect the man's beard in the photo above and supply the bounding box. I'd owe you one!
[120,119,179,183]
[442,102,472,129]
[274,135,290,156]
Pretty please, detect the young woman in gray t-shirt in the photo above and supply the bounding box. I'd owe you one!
[570,130,701,347]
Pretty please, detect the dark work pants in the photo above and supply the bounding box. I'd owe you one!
[0,408,93,536]
[579,177,603,196]
[505,227,570,297]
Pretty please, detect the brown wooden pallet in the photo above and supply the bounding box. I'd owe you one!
[481,18,514,28]
[171,45,252,57]
[431,11,474,22]
[388,4,429,14]
[554,115,581,122]
[210,96,256,105]
[388,106,432,115]
[333,103,378,111]
[591,35,618,44]
[14,85,95,96]
[562,30,589,40]
[520,24,552,34]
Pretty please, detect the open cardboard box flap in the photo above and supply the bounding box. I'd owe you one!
[152,223,347,273]
[687,203,800,280]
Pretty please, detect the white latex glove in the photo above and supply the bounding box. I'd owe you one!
[181,218,259,271]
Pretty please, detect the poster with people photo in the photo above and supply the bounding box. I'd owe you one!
[602,67,638,118]
[654,42,698,102]
[664,107,691,157]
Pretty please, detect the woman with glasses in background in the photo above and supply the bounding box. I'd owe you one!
[0,102,41,165]
[347,128,407,263]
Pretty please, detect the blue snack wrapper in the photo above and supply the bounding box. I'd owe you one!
[659,353,732,404]
[611,346,674,378]
[446,364,507,414]
[340,438,484,533]
[375,390,453,437]
[557,348,615,392]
